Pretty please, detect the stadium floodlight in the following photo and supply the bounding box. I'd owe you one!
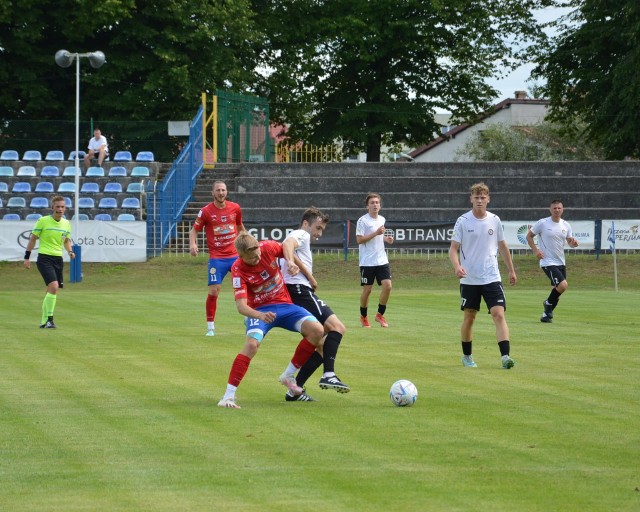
[55,50,106,240]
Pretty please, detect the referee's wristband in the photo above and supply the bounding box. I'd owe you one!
[24,250,31,260]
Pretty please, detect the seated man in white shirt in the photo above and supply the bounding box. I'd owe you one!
[83,128,109,168]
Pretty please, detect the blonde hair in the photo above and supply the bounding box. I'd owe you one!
[234,231,258,253]
[470,182,490,195]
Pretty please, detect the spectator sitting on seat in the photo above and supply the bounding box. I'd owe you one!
[84,128,109,168]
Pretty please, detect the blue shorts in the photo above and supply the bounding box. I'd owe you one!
[245,303,318,343]
[208,256,237,286]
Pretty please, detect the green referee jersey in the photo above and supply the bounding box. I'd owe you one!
[32,215,72,256]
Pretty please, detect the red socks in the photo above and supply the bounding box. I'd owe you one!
[228,354,251,387]
[291,338,317,369]
[206,294,218,322]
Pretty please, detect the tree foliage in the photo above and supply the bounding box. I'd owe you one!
[533,0,640,159]
[254,0,555,161]
[455,122,605,161]
[0,0,262,159]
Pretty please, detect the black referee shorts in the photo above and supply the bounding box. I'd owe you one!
[37,253,64,288]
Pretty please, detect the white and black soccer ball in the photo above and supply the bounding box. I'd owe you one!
[389,379,418,407]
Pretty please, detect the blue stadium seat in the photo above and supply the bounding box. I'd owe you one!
[58,182,76,193]
[85,166,105,177]
[26,213,42,221]
[94,213,112,221]
[45,150,65,161]
[81,182,100,193]
[30,197,49,208]
[130,166,150,177]
[68,150,86,161]
[0,166,14,176]
[71,213,90,221]
[0,150,19,161]
[103,182,122,193]
[108,166,127,177]
[113,151,132,162]
[7,197,26,208]
[23,150,42,161]
[0,182,8,192]
[98,197,118,209]
[63,166,81,177]
[78,197,95,209]
[35,182,55,193]
[63,197,72,208]
[3,213,21,220]
[135,151,154,162]
[126,182,143,193]
[117,213,136,221]
[41,165,60,177]
[17,166,37,176]
[121,197,140,209]
[12,182,31,193]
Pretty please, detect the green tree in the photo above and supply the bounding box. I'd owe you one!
[0,0,261,160]
[455,122,605,161]
[254,0,555,161]
[533,0,640,159]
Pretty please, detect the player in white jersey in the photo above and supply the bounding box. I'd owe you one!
[281,207,349,401]
[526,200,579,323]
[356,192,394,328]
[449,182,517,369]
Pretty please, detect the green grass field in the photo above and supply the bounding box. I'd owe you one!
[1,254,638,511]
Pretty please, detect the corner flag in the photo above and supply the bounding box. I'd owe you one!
[608,221,616,252]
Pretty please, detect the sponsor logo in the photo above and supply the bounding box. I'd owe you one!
[517,224,532,245]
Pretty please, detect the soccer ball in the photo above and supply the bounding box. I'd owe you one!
[389,379,418,407]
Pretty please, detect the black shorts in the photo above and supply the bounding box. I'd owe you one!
[286,284,334,324]
[37,253,64,288]
[360,264,392,286]
[542,265,566,287]
[459,282,505,312]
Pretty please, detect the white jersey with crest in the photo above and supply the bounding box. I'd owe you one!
[530,216,573,267]
[280,229,313,287]
[451,210,505,285]
[356,213,388,266]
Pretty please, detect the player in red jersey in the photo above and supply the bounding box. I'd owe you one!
[217,232,325,409]
[189,181,245,336]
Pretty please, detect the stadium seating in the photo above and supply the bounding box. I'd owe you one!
[58,182,76,193]
[12,182,31,193]
[78,197,95,209]
[68,150,86,161]
[17,166,37,176]
[0,182,8,192]
[45,150,65,161]
[81,182,100,193]
[63,166,81,177]
[117,213,136,221]
[23,150,42,161]
[98,197,118,209]
[0,150,19,161]
[113,151,132,162]
[72,214,90,221]
[35,182,55,193]
[103,182,123,193]
[41,165,60,177]
[26,213,42,221]
[108,166,127,177]
[30,197,49,208]
[3,213,21,220]
[94,213,112,221]
[135,151,154,162]
[130,166,150,177]
[121,197,140,209]
[63,197,72,208]
[126,182,143,193]
[0,166,14,176]
[86,166,105,177]
[7,197,26,208]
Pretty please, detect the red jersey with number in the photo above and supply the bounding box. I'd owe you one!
[193,201,243,258]
[231,240,292,308]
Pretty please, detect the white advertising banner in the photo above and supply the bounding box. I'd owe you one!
[502,220,596,250]
[0,221,147,262]
[600,220,640,250]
